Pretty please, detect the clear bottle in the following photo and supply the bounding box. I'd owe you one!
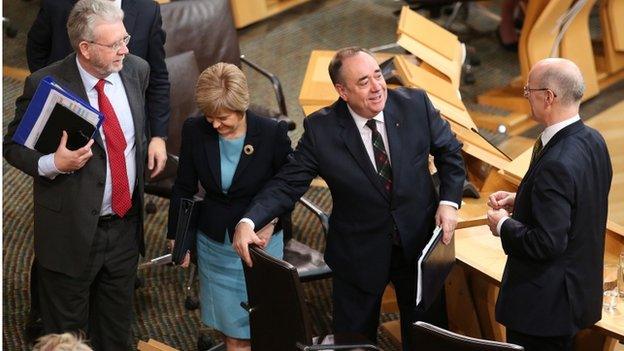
[618,252,624,298]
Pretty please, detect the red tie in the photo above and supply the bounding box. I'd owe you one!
[95,79,131,217]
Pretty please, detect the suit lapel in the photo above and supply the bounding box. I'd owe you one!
[118,63,145,157]
[516,120,584,199]
[202,122,222,191]
[230,113,263,192]
[337,101,389,201]
[55,54,106,150]
[121,0,137,38]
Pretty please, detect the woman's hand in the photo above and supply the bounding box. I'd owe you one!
[168,239,190,268]
[256,219,277,248]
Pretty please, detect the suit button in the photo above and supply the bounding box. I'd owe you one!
[97,180,104,187]
[92,210,98,216]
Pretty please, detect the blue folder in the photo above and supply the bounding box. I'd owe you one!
[12,76,104,154]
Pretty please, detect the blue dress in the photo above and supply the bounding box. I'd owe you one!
[196,134,283,339]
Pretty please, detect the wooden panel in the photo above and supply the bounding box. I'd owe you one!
[526,0,575,75]
[606,0,624,52]
[586,101,624,227]
[396,7,463,89]
[518,0,550,81]
[397,6,459,62]
[498,145,532,186]
[599,0,624,74]
[229,0,310,28]
[560,0,600,101]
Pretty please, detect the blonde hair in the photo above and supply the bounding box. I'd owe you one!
[32,332,93,351]
[195,62,250,117]
[67,0,124,51]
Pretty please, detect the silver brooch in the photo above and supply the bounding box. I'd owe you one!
[244,144,254,155]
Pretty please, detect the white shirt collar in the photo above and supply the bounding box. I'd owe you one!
[75,56,118,91]
[347,104,385,130]
[541,114,580,146]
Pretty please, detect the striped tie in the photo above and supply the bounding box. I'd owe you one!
[366,119,393,194]
[529,134,544,166]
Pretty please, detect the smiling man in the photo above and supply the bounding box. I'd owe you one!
[4,0,151,349]
[233,47,465,350]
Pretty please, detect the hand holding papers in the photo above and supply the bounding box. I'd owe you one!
[416,226,456,310]
[12,76,103,154]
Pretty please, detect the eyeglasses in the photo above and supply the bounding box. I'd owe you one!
[523,85,558,98]
[88,34,131,51]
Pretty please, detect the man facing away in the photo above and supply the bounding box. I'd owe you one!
[4,0,151,349]
[487,58,613,351]
[233,47,466,350]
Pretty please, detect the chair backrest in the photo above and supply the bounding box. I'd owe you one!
[410,321,524,351]
[164,50,200,157]
[160,0,241,72]
[243,246,314,351]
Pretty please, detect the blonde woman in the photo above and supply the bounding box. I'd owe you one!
[168,62,292,350]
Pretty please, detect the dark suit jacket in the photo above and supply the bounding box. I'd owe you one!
[496,120,612,336]
[245,88,465,294]
[167,112,293,243]
[3,53,150,278]
[26,0,169,137]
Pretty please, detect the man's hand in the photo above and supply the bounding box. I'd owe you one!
[487,191,516,213]
[168,239,190,267]
[147,137,167,178]
[435,204,458,245]
[233,222,266,267]
[256,220,276,249]
[54,131,94,172]
[486,208,509,237]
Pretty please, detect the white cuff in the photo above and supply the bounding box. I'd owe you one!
[238,218,255,231]
[496,216,509,236]
[37,154,63,179]
[439,200,459,209]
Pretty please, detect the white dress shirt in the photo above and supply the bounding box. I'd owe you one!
[37,57,137,216]
[496,115,581,235]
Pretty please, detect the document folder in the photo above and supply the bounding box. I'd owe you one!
[12,76,103,154]
[172,198,200,265]
[416,226,455,310]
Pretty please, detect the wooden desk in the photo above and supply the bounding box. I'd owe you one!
[450,225,624,346]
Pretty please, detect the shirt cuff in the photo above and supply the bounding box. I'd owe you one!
[496,216,509,236]
[37,154,63,179]
[238,218,255,231]
[439,200,459,209]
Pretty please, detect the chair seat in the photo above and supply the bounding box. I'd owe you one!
[283,239,332,282]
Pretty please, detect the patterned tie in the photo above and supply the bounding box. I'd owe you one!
[366,119,393,194]
[529,134,544,166]
[95,79,131,217]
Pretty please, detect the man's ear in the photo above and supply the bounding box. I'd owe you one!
[334,83,347,101]
[78,42,91,60]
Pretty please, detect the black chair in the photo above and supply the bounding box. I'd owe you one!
[410,321,524,351]
[242,245,379,351]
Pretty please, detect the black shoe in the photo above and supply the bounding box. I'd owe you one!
[24,316,44,345]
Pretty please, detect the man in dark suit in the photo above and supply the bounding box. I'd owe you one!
[24,0,169,340]
[486,58,613,351]
[4,0,151,349]
[233,47,465,350]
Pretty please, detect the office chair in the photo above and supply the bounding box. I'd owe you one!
[410,321,524,351]
[242,245,379,351]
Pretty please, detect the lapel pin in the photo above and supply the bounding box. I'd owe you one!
[244,144,254,155]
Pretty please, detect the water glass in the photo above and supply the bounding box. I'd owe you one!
[603,263,618,310]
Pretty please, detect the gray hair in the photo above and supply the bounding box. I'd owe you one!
[67,0,124,51]
[328,46,375,85]
[537,61,585,106]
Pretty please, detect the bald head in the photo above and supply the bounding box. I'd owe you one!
[530,58,585,106]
